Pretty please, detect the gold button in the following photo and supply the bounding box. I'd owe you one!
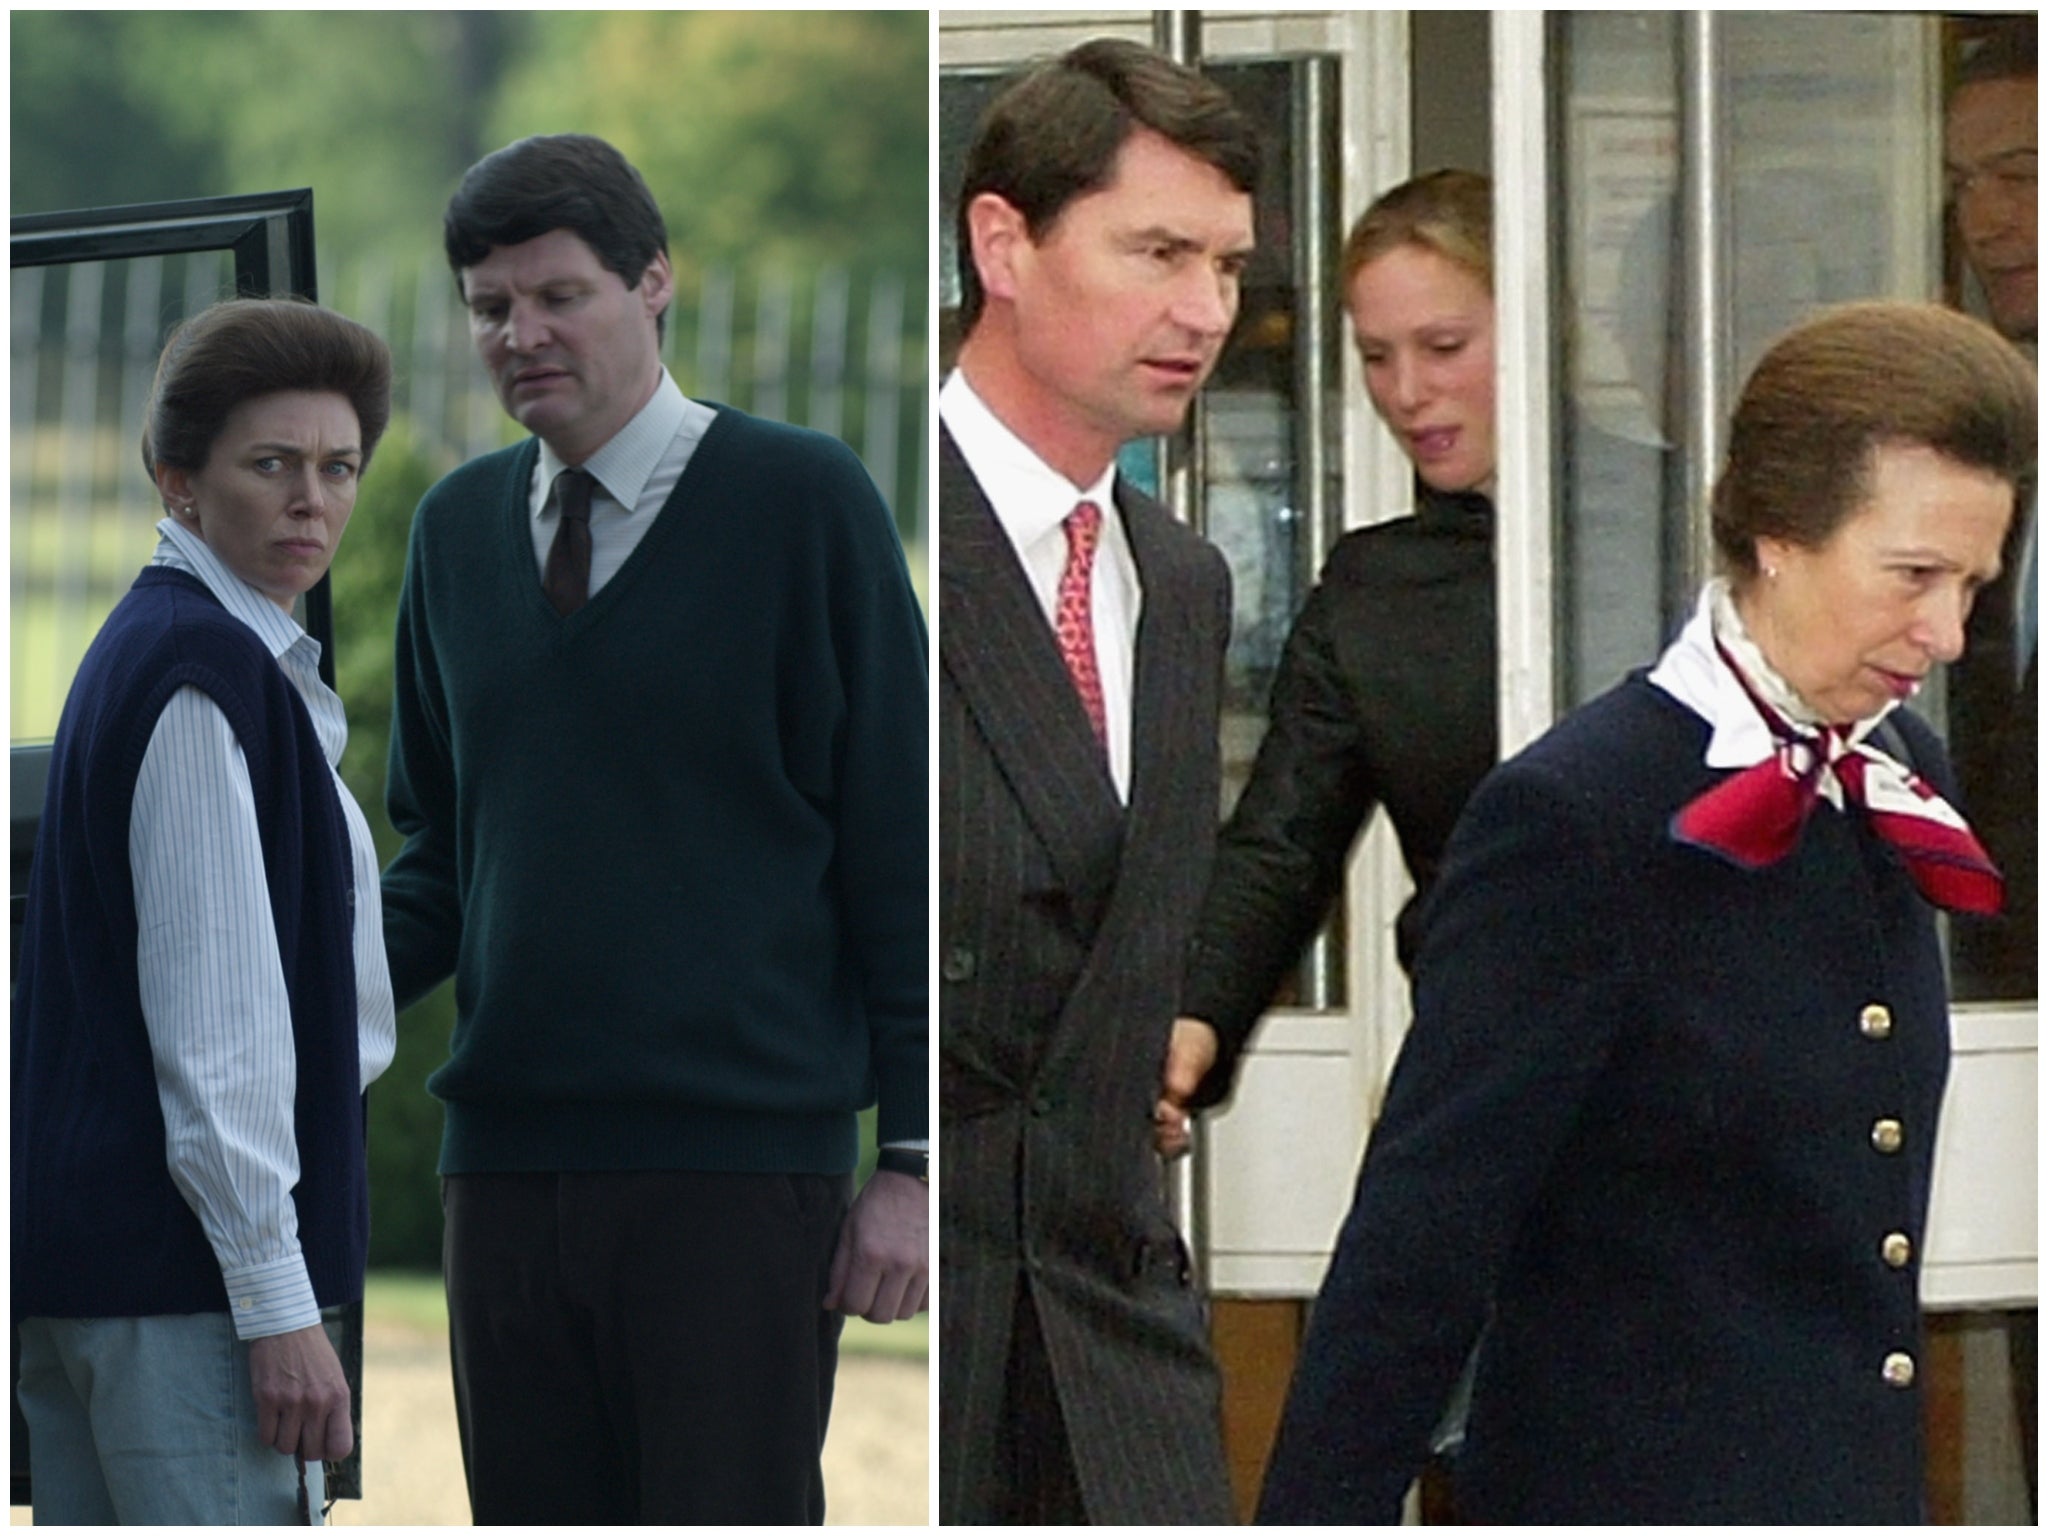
[1860,1004,1893,1040]
[1870,1118,1903,1154]
[1882,1351,1916,1388]
[1881,1232,1913,1269]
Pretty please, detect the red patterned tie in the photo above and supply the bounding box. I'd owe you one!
[1056,501,1108,748]
[1671,651,2004,915]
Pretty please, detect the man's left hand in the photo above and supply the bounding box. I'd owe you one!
[825,1168,928,1323]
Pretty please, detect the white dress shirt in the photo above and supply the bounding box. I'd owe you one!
[938,369,1142,802]
[527,368,718,588]
[134,517,397,1339]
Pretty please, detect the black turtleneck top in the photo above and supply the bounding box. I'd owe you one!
[1184,482,1498,1101]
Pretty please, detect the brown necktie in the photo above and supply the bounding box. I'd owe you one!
[543,468,595,615]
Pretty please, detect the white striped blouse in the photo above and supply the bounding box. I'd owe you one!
[130,516,396,1340]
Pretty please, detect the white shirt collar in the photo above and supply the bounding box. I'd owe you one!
[151,516,311,664]
[939,369,1118,545]
[536,368,690,512]
[1649,578,1894,771]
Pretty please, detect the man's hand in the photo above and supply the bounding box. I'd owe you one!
[249,1321,353,1462]
[825,1168,928,1323]
[1154,1016,1220,1159]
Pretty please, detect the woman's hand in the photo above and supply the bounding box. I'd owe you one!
[249,1322,353,1462]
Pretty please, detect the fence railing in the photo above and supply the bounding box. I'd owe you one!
[319,249,927,530]
[10,250,927,740]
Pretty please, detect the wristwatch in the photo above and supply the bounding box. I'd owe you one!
[876,1146,928,1184]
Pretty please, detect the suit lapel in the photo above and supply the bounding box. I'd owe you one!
[940,430,1124,910]
[1117,484,1204,868]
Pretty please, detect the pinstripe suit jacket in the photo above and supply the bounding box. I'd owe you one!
[939,429,1235,1524]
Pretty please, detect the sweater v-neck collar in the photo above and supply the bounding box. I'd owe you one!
[503,405,737,628]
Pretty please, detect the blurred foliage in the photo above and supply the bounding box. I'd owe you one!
[327,417,462,1267]
[10,12,217,213]
[489,12,927,280]
[11,10,926,281]
[12,13,521,258]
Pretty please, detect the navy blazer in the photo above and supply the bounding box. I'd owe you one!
[1259,674,1950,1524]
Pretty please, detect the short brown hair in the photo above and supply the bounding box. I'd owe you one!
[955,37,1260,334]
[141,298,393,484]
[1712,301,2036,580]
[1340,168,1492,296]
[1952,16,2035,94]
[445,133,670,339]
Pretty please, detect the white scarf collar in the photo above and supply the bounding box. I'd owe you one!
[1649,578,1903,813]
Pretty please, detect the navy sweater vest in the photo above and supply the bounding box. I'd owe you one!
[12,567,367,1320]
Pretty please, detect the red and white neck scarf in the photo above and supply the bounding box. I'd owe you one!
[1649,581,2003,915]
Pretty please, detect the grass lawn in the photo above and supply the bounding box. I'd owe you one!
[366,1269,928,1360]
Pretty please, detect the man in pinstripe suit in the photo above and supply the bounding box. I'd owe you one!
[939,40,1259,1524]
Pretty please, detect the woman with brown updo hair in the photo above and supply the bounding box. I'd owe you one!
[15,297,395,1522]
[1255,301,2036,1523]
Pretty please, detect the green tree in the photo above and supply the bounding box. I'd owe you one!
[327,415,462,1268]
[11,12,218,215]
[124,11,524,264]
[13,11,923,282]
[12,12,524,264]
[488,11,927,281]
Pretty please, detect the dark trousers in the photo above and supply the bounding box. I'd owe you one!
[987,1282,1086,1524]
[442,1169,850,1524]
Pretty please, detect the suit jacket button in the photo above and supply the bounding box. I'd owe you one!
[942,946,976,983]
[1881,1232,1913,1269]
[1860,1004,1893,1040]
[1870,1118,1904,1155]
[1030,1095,1053,1118]
[1882,1351,1916,1388]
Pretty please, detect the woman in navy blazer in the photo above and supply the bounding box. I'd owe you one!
[1257,302,2036,1524]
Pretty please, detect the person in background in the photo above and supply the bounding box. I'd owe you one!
[939,38,1257,1524]
[14,298,397,1524]
[380,133,928,1524]
[1940,16,2038,1512]
[1946,22,2036,349]
[1256,301,2034,1523]
[1944,18,2036,997]
[1158,169,1499,1143]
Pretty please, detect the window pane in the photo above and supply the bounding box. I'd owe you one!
[1942,13,2036,1004]
[1553,11,1686,707]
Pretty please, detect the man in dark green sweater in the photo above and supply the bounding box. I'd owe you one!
[381,133,927,1524]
